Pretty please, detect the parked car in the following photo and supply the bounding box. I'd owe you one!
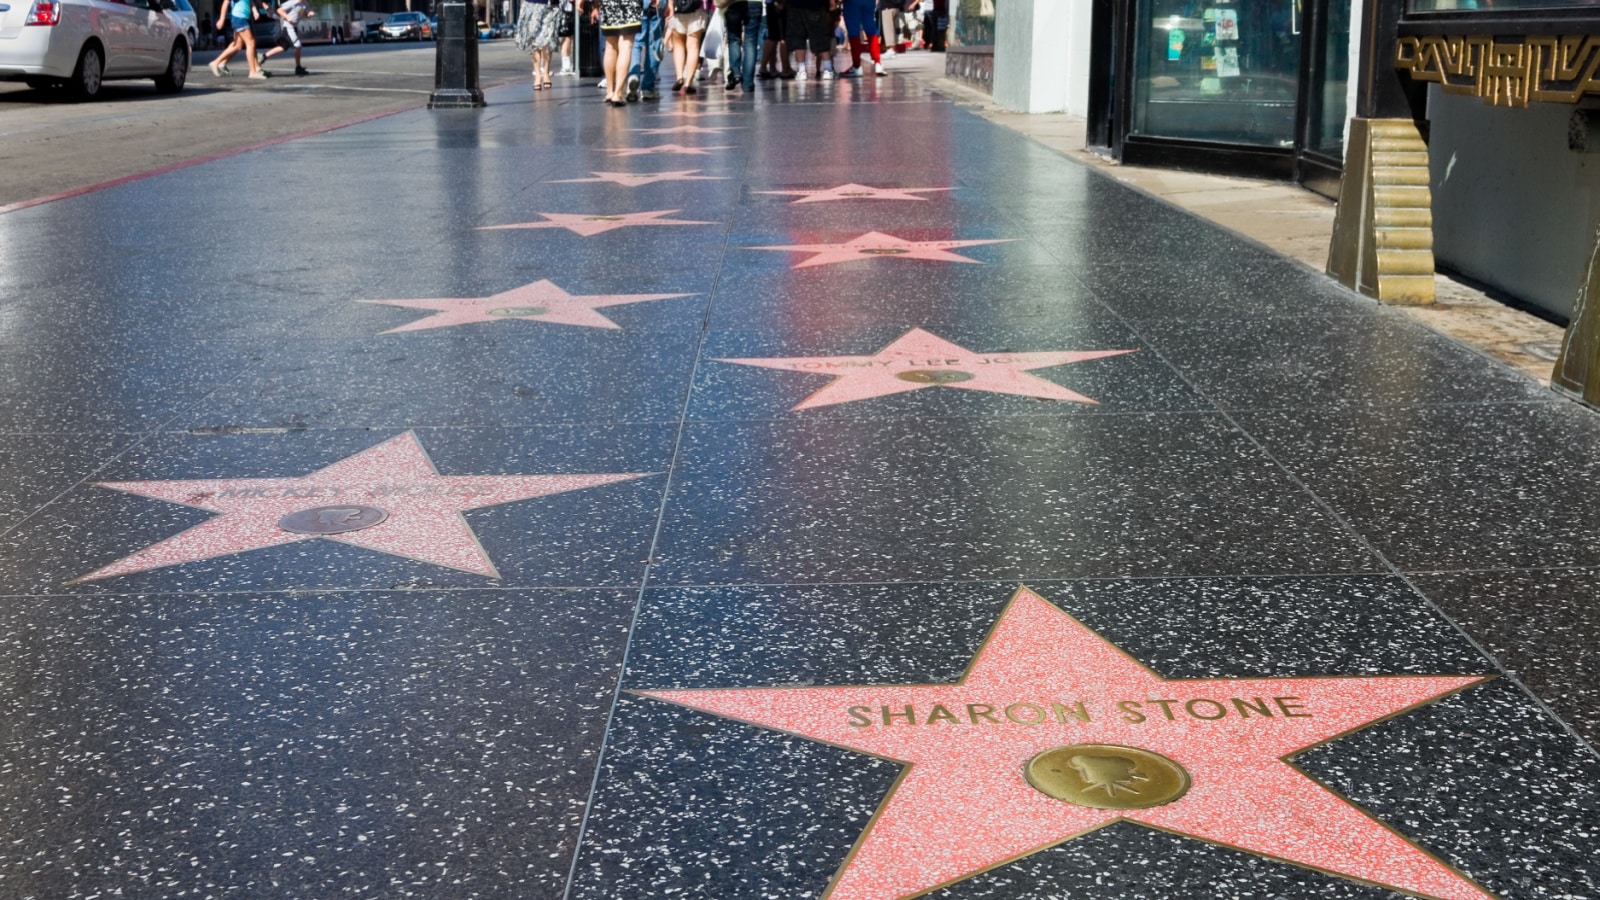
[0,0,190,99]
[168,0,197,47]
[362,20,382,42]
[379,11,432,40]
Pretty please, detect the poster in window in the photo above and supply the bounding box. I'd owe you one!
[1215,45,1241,77]
[1214,8,1239,40]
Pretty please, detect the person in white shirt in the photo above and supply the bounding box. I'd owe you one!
[259,0,314,75]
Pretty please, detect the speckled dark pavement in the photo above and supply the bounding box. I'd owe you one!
[0,72,1595,900]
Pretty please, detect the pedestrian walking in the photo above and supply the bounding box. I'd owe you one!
[784,0,836,80]
[516,0,562,90]
[840,0,883,75]
[721,0,762,92]
[210,0,267,79]
[760,0,794,79]
[258,0,314,76]
[664,0,709,93]
[581,0,642,106]
[625,0,665,101]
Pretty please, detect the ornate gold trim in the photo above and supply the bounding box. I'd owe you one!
[1396,33,1600,108]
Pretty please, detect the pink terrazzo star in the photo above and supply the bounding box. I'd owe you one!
[76,431,648,581]
[603,143,733,157]
[639,586,1494,900]
[754,183,954,204]
[746,230,1014,268]
[632,125,742,135]
[478,209,718,237]
[548,170,729,187]
[358,279,694,333]
[718,328,1135,409]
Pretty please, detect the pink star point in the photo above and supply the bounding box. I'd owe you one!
[754,183,953,204]
[477,209,718,237]
[76,431,650,582]
[603,143,733,157]
[717,328,1136,409]
[746,231,1015,268]
[547,170,728,187]
[638,586,1495,900]
[631,124,741,135]
[358,278,695,333]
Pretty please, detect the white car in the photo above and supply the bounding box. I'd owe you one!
[0,0,190,99]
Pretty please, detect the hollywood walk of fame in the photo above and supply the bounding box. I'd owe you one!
[477,209,718,237]
[745,231,1015,268]
[603,143,733,157]
[632,125,742,136]
[717,328,1136,409]
[548,170,729,187]
[754,183,955,204]
[357,279,695,333]
[76,431,650,582]
[637,587,1494,900]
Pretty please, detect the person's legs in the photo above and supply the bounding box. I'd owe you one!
[639,10,661,92]
[741,4,762,87]
[614,32,634,95]
[668,26,686,88]
[682,28,700,91]
[241,28,262,75]
[841,0,865,68]
[602,32,620,100]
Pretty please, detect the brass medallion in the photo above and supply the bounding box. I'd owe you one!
[278,505,390,535]
[583,215,626,221]
[896,369,975,384]
[860,247,910,255]
[1025,744,1191,810]
[488,306,550,317]
[840,191,874,197]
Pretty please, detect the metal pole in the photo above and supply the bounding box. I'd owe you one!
[572,0,580,76]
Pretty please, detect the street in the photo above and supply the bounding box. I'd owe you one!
[0,39,539,208]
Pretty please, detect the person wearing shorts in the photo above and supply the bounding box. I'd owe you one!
[259,0,313,76]
[582,0,642,105]
[784,0,834,79]
[210,0,266,79]
[759,0,792,78]
[664,0,709,93]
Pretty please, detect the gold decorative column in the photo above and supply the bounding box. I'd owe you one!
[1551,224,1600,404]
[1327,118,1436,305]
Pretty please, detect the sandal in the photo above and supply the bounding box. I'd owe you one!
[671,79,683,91]
[543,80,552,89]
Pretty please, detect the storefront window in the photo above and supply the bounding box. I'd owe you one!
[1409,0,1600,11]
[1131,0,1302,147]
[952,0,995,46]
[1310,0,1348,158]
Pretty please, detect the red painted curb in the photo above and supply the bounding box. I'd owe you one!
[0,77,522,217]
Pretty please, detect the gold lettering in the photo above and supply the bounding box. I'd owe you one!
[925,704,959,725]
[966,703,1000,724]
[881,704,916,726]
[1274,696,1311,718]
[1186,699,1227,720]
[1232,697,1273,719]
[847,706,873,728]
[1148,699,1179,720]
[1052,701,1091,723]
[1004,702,1045,725]
[1117,700,1146,723]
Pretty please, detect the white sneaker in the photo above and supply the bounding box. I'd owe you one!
[794,67,807,81]
[559,58,573,74]
[821,68,834,80]
[874,62,886,76]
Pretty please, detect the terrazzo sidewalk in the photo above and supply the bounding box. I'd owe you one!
[0,67,1595,900]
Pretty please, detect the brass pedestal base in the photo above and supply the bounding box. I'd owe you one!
[1327,118,1436,305]
[1551,225,1600,405]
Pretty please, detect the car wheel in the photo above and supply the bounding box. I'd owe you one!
[66,43,104,102]
[154,40,188,93]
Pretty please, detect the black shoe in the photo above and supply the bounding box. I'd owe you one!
[684,82,697,95]
[671,79,684,92]
[294,65,308,76]
[725,74,738,90]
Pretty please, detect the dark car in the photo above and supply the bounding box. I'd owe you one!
[380,11,433,40]
[363,21,383,42]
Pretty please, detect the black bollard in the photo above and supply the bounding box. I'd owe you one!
[429,0,486,108]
